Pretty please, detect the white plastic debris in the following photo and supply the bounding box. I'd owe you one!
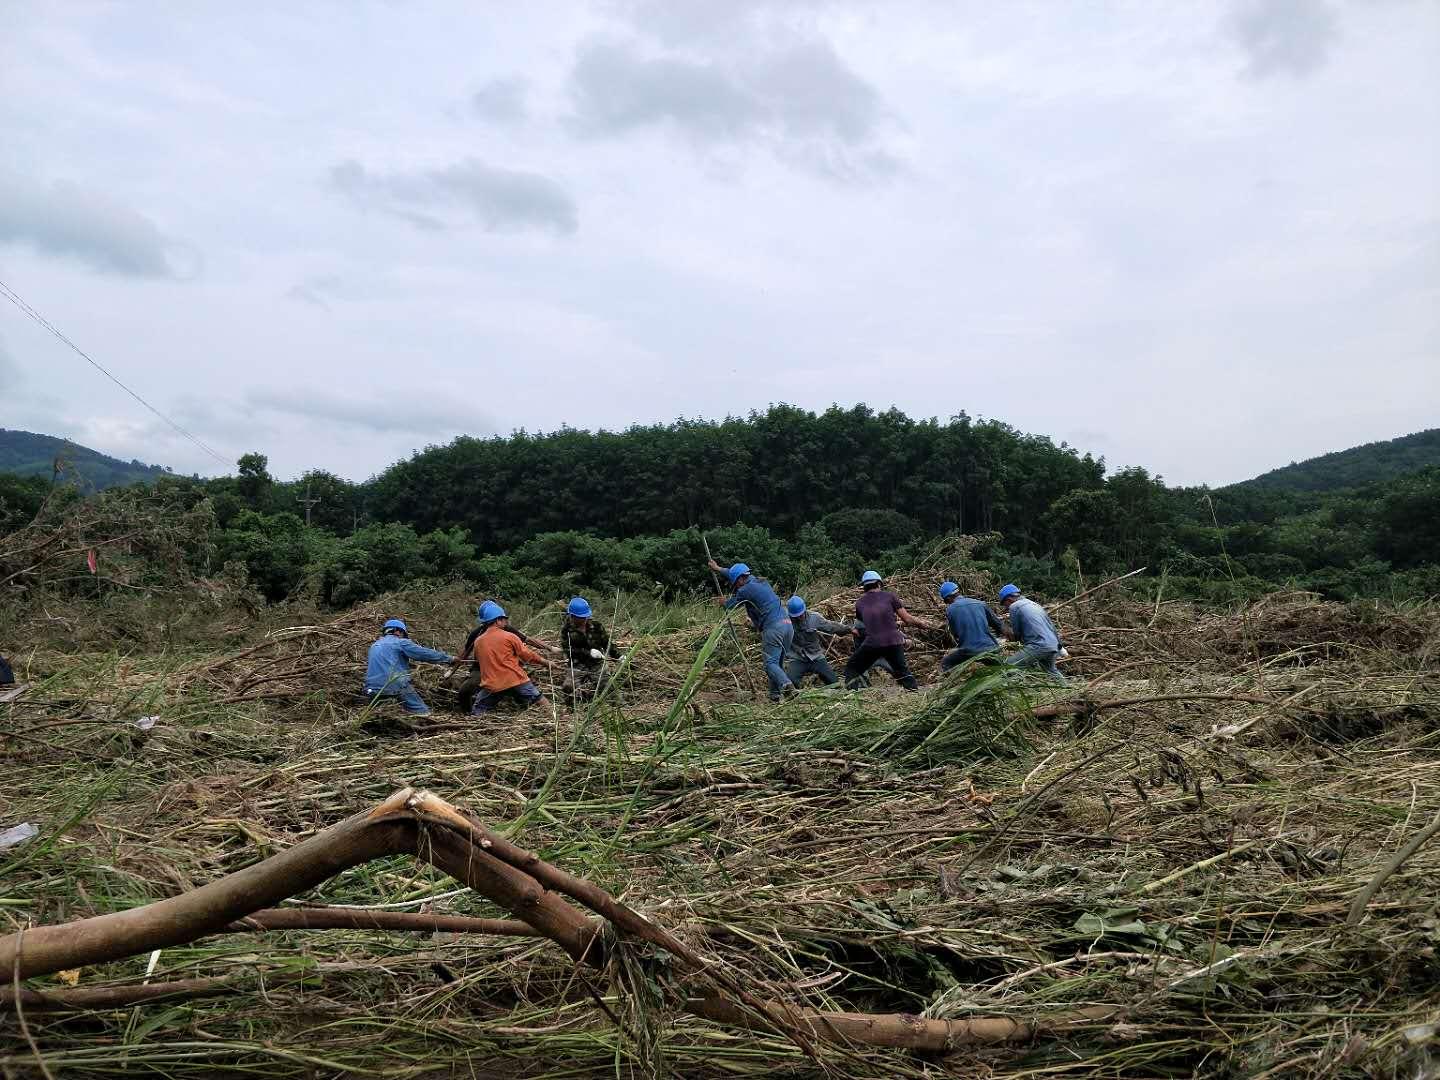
[0,823,40,850]
[132,715,159,732]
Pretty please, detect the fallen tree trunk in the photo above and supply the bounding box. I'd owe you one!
[0,787,1119,1052]
[1,973,313,1011]
[687,994,1119,1052]
[0,790,604,982]
[0,805,416,981]
[228,907,536,936]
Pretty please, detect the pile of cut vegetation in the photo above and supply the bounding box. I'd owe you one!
[2,567,1438,1078]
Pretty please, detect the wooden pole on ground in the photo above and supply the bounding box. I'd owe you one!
[0,787,1118,1052]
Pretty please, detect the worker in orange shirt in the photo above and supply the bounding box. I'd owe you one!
[469,603,556,715]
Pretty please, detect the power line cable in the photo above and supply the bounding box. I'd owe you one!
[0,275,227,465]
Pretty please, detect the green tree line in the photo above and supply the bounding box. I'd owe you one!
[2,406,1437,609]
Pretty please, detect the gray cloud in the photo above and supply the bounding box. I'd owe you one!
[0,172,181,276]
[286,274,343,310]
[472,77,529,124]
[246,387,493,437]
[567,36,898,180]
[617,0,839,49]
[330,158,578,235]
[1227,0,1340,78]
[569,42,762,139]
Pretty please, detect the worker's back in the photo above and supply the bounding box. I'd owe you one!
[365,635,412,689]
[946,597,1000,653]
[474,629,540,691]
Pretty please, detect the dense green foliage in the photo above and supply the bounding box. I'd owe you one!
[367,405,1105,550]
[3,409,1438,611]
[1234,427,1440,493]
[0,428,172,490]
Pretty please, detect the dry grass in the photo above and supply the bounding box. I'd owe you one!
[2,573,1438,1078]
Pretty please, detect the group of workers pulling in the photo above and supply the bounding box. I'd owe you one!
[363,596,622,719]
[363,563,1066,718]
[709,560,1067,699]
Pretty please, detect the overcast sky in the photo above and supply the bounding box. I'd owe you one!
[1,1,1436,487]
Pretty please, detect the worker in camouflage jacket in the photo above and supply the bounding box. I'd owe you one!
[559,596,623,708]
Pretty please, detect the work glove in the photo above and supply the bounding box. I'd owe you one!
[589,649,605,660]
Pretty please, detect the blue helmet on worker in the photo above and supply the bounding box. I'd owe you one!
[860,570,882,586]
[727,563,752,585]
[998,583,1021,602]
[567,596,592,619]
[382,618,408,635]
[477,600,503,624]
[786,595,807,617]
[938,581,960,601]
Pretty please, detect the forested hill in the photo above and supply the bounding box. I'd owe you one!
[367,405,1105,552]
[5,407,1438,607]
[1232,428,1440,493]
[0,429,171,490]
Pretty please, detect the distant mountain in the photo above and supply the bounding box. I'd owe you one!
[1231,428,1440,493]
[0,429,171,491]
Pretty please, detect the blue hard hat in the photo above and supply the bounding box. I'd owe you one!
[567,596,592,618]
[727,563,751,585]
[477,600,503,623]
[939,581,960,601]
[998,583,1021,601]
[489,603,508,620]
[383,618,408,633]
[860,570,882,585]
[786,595,807,617]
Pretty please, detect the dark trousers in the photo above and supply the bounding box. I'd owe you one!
[940,646,1000,673]
[785,655,838,687]
[845,643,919,691]
[454,668,482,714]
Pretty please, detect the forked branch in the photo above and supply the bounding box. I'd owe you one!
[0,788,1116,1053]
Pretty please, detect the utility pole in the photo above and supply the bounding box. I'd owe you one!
[296,483,322,528]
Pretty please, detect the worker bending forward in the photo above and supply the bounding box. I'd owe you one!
[938,581,1003,671]
[455,600,540,713]
[844,571,930,691]
[560,596,622,707]
[470,605,553,715]
[707,559,796,701]
[364,618,454,716]
[998,584,1066,684]
[783,595,854,688]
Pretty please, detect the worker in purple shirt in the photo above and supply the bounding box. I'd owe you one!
[843,570,936,691]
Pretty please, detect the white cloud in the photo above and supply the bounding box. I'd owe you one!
[245,387,494,439]
[0,172,188,277]
[0,1,1433,487]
